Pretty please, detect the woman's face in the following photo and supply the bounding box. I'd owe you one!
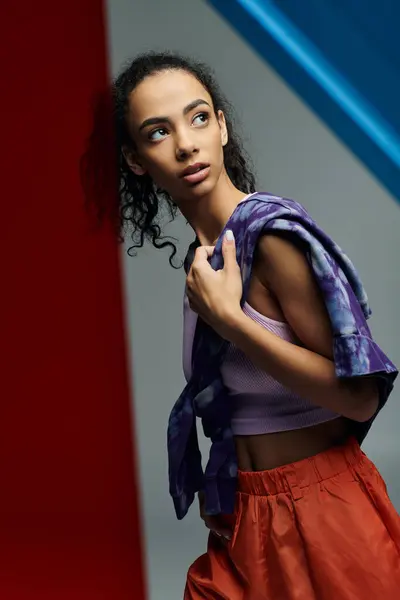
[125,69,228,203]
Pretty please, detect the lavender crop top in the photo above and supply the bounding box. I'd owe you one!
[183,297,339,435]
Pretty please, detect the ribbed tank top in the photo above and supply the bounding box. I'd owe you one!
[182,297,339,436]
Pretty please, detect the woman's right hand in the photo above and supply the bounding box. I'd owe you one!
[198,491,232,542]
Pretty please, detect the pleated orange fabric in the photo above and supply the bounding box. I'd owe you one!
[185,438,400,599]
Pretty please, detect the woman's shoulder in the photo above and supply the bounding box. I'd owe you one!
[237,192,314,235]
[243,191,310,217]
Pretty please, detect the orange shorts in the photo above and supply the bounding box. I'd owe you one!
[185,438,400,599]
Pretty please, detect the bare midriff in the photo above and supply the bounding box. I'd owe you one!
[234,417,351,471]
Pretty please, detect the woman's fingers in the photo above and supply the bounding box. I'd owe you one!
[194,245,215,262]
[203,516,231,540]
[198,491,232,540]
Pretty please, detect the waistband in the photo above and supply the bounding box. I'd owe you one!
[237,437,364,499]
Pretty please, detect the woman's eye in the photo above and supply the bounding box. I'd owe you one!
[149,128,168,141]
[192,113,209,126]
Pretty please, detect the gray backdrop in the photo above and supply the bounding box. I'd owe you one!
[105,1,400,598]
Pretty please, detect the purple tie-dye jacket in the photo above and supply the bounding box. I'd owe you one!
[167,193,398,520]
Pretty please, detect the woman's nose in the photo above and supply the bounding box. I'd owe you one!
[175,132,199,161]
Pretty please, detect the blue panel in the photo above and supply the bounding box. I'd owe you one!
[206,0,400,202]
[274,0,400,132]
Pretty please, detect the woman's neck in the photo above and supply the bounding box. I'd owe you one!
[180,171,250,246]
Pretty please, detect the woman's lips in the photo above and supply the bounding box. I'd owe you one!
[182,165,211,185]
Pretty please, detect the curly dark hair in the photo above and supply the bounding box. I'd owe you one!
[81,51,257,268]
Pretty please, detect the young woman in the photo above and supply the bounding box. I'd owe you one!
[85,52,400,598]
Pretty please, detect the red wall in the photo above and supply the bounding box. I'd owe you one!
[0,2,147,598]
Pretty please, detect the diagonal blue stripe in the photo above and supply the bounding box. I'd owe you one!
[237,0,400,168]
[207,0,400,202]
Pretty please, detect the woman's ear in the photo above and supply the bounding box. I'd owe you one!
[217,110,228,147]
[122,146,147,176]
